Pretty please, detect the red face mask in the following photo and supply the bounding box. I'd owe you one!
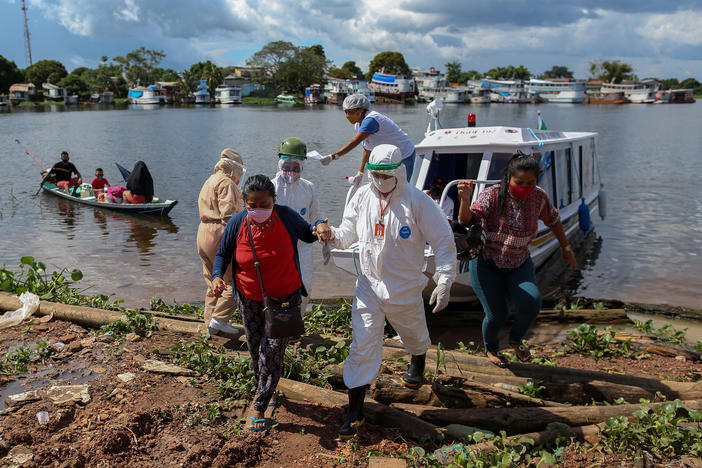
[509,183,534,199]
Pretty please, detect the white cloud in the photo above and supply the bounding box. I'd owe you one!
[637,10,702,46]
[14,0,702,77]
[114,0,139,22]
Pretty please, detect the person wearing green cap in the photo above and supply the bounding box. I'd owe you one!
[272,137,322,322]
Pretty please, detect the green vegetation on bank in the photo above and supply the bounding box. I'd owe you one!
[2,257,702,465]
[242,96,276,105]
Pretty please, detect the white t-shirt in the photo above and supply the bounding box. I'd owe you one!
[355,110,415,160]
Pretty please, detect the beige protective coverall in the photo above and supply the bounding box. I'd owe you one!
[197,150,244,324]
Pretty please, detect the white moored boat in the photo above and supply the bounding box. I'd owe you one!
[480,79,532,103]
[331,102,606,301]
[127,86,161,104]
[194,80,210,104]
[215,85,242,104]
[526,79,587,103]
[600,81,657,103]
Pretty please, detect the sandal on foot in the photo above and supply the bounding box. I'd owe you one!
[247,416,266,432]
[509,341,531,363]
[486,351,509,368]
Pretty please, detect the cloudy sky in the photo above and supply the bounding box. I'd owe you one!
[1,0,701,79]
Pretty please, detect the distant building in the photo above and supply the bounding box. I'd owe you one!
[42,82,66,100]
[228,66,264,79]
[222,74,263,97]
[9,83,36,104]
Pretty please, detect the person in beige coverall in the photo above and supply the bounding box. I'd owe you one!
[197,148,246,336]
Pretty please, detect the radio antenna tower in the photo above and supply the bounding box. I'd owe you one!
[22,0,33,67]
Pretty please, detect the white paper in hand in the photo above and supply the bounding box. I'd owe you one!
[306,150,323,160]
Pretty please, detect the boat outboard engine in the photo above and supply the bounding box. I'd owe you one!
[598,184,607,220]
[578,197,591,232]
[451,221,486,261]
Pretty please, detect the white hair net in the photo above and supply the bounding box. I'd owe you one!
[342,93,370,111]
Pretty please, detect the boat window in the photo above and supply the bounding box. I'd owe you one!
[486,152,513,179]
[535,151,556,204]
[423,152,482,220]
[556,149,569,208]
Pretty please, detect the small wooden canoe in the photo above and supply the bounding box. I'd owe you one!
[41,183,177,216]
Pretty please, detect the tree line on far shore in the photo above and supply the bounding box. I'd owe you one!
[1,42,701,99]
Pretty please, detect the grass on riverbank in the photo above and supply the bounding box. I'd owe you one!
[18,100,66,108]
[242,96,276,105]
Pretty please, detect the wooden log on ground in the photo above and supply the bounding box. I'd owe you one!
[468,424,601,456]
[371,374,503,409]
[0,292,208,335]
[456,378,567,407]
[381,347,702,401]
[639,343,700,361]
[441,373,658,405]
[536,308,629,324]
[276,378,444,440]
[391,399,702,435]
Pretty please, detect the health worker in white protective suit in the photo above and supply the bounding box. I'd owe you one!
[272,137,321,323]
[323,144,457,440]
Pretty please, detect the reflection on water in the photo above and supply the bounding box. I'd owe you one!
[0,102,701,309]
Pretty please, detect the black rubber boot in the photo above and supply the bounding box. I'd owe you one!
[401,354,426,389]
[338,386,365,440]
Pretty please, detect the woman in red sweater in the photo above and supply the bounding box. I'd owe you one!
[211,175,331,431]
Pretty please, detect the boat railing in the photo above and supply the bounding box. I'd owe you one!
[439,178,500,209]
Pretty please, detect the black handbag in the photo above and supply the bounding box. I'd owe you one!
[246,216,305,339]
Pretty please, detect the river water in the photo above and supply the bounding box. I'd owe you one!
[1,102,700,309]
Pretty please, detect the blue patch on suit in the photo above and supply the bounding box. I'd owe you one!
[300,208,306,215]
[399,226,411,239]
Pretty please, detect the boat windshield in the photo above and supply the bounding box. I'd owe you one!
[487,152,514,179]
[422,152,482,219]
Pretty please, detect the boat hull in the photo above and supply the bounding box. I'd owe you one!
[42,185,177,216]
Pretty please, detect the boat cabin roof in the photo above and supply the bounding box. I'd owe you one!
[416,126,596,151]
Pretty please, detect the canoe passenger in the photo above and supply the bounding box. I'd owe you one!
[197,148,245,336]
[323,94,416,184]
[322,145,456,439]
[272,137,321,327]
[457,153,577,368]
[40,151,82,193]
[123,161,154,204]
[211,174,330,431]
[90,168,110,194]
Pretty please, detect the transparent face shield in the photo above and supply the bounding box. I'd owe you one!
[278,156,303,184]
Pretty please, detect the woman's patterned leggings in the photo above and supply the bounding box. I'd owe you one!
[235,292,289,413]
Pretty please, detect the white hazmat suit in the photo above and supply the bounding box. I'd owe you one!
[273,157,320,313]
[330,145,457,389]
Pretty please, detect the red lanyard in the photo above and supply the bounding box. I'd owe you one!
[378,195,392,222]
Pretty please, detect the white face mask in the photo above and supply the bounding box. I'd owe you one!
[371,174,397,194]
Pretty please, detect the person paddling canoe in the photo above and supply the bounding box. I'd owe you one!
[40,151,82,194]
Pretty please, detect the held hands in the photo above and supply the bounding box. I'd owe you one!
[561,246,578,270]
[320,154,333,166]
[210,277,227,298]
[457,180,475,202]
[313,221,334,245]
[429,283,450,314]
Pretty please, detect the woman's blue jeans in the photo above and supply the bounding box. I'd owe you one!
[400,151,416,181]
[469,255,542,353]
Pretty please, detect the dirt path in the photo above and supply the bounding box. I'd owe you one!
[1,318,701,467]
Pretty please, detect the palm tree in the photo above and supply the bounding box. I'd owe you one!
[205,62,223,103]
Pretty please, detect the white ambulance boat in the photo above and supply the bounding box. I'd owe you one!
[331,102,606,301]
